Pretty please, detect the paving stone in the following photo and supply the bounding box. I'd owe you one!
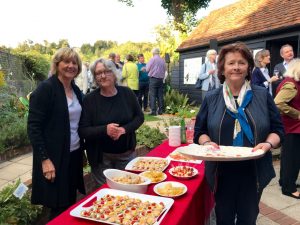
[257,215,280,225]
[276,216,298,225]
[260,206,276,215]
[267,211,287,222]
[0,163,31,180]
[16,156,32,166]
[281,205,300,222]
[0,161,13,169]
[0,178,7,187]
[10,152,32,162]
[19,171,32,183]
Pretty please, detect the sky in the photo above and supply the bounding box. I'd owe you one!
[0,0,238,48]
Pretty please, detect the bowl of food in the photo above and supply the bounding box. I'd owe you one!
[153,181,187,198]
[103,169,151,193]
[139,171,167,183]
[169,166,198,179]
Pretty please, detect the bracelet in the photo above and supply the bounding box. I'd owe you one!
[264,141,274,149]
[202,141,211,145]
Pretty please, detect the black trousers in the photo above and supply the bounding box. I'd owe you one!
[280,133,300,193]
[138,82,149,110]
[215,161,261,225]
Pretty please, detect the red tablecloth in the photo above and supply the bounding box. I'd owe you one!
[48,140,214,225]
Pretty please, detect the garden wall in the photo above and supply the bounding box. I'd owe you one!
[0,50,30,96]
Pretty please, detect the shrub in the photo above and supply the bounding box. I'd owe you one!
[0,70,6,87]
[0,180,42,225]
[136,124,167,149]
[15,50,50,81]
[164,89,195,116]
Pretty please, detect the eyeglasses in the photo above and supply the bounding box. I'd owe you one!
[94,70,113,77]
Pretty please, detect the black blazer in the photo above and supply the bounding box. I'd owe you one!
[251,67,270,92]
[28,75,85,208]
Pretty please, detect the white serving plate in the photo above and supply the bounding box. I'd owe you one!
[169,166,198,179]
[70,188,174,225]
[177,144,265,161]
[166,148,203,164]
[139,171,167,184]
[103,169,151,194]
[153,181,187,198]
[125,157,170,172]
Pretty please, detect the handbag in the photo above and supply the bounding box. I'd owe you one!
[195,63,206,89]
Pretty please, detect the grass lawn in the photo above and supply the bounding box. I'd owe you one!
[144,114,161,122]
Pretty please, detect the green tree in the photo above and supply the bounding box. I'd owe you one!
[118,0,210,33]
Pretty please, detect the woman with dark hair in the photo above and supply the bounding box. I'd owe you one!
[79,58,144,186]
[122,54,139,96]
[275,59,300,199]
[251,49,279,96]
[194,42,284,225]
[28,47,85,220]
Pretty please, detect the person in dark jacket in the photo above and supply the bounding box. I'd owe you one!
[194,42,284,225]
[137,53,150,112]
[251,49,279,96]
[28,47,85,220]
[79,58,144,186]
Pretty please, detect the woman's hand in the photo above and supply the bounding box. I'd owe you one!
[42,159,55,182]
[107,123,125,140]
[252,142,272,152]
[270,75,279,83]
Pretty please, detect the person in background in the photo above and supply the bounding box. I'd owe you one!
[251,49,279,96]
[122,54,139,96]
[28,47,85,220]
[115,54,124,70]
[146,47,166,115]
[137,53,150,112]
[75,62,89,94]
[109,52,122,85]
[194,42,284,225]
[274,59,300,199]
[272,44,294,96]
[198,49,220,102]
[79,58,144,186]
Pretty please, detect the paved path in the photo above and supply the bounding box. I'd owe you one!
[0,115,299,224]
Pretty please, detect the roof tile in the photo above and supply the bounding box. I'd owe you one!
[178,0,300,51]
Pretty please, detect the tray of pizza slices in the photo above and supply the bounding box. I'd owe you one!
[167,148,202,164]
[70,188,174,225]
[177,144,265,161]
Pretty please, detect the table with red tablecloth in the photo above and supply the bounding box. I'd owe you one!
[48,140,214,225]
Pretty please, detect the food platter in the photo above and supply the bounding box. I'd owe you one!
[125,157,170,172]
[153,181,187,198]
[177,144,265,161]
[139,171,167,183]
[169,166,198,179]
[167,148,202,164]
[70,188,174,225]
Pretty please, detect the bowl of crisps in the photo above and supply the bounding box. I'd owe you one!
[139,171,167,183]
[153,181,187,198]
[103,169,151,193]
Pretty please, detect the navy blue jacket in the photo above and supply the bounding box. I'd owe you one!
[194,85,284,192]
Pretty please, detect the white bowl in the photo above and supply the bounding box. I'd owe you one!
[103,169,151,194]
[153,181,187,198]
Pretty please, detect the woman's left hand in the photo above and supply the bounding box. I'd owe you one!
[252,142,272,152]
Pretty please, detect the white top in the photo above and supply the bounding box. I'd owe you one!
[67,91,82,152]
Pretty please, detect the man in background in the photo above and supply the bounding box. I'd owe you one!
[146,48,166,115]
[272,44,294,96]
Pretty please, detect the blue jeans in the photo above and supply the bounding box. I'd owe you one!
[138,82,149,110]
[149,77,164,114]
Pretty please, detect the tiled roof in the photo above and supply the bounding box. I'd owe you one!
[177,0,300,51]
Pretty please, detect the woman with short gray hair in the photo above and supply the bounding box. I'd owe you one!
[198,49,220,101]
[79,58,144,185]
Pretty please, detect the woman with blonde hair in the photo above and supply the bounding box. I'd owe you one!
[275,59,300,199]
[251,49,279,96]
[28,47,85,220]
